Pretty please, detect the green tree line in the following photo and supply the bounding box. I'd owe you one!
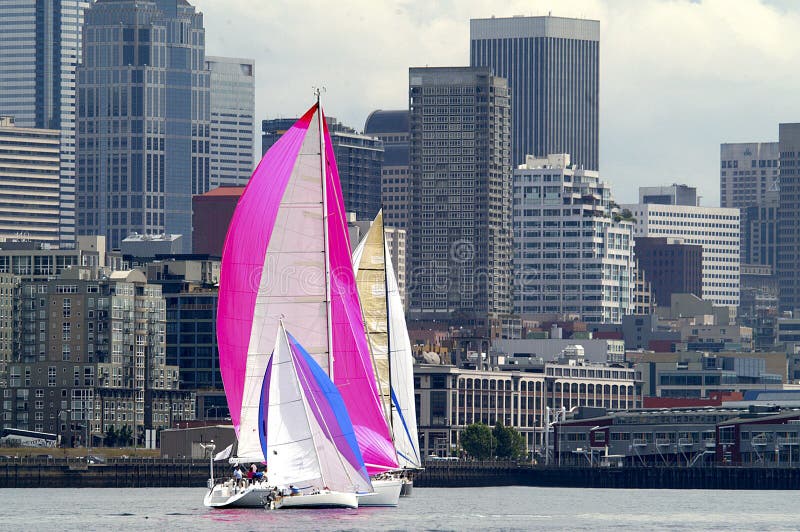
[459,422,526,460]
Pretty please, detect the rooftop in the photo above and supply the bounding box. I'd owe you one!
[364,110,409,135]
[196,186,245,198]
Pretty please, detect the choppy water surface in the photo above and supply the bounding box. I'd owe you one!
[0,486,796,531]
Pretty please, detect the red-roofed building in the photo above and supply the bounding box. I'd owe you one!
[643,392,743,409]
[192,186,244,256]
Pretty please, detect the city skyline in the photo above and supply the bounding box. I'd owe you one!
[192,0,800,207]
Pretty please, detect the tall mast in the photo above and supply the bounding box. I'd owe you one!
[316,88,334,379]
[381,210,395,435]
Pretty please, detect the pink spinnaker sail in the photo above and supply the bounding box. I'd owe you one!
[217,107,316,434]
[323,115,399,474]
[217,102,397,474]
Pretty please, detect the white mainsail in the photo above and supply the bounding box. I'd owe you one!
[237,109,329,461]
[385,239,422,469]
[266,324,371,493]
[353,213,422,469]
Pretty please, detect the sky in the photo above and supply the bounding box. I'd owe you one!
[191,0,800,206]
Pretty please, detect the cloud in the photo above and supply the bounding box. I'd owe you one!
[192,0,800,206]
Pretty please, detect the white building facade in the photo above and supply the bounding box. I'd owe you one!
[514,154,634,323]
[622,202,740,308]
[206,56,255,188]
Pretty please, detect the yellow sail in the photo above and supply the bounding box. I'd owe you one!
[352,211,392,424]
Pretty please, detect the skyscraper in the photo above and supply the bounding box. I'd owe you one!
[206,56,255,188]
[76,0,210,252]
[470,15,599,170]
[778,124,800,313]
[262,117,383,220]
[0,0,90,245]
[407,67,512,325]
[364,110,410,230]
[720,142,780,272]
[513,154,634,323]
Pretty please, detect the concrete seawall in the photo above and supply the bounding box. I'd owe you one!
[2,460,800,489]
[417,462,800,490]
[0,461,208,488]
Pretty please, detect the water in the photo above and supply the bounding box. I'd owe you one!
[0,487,796,531]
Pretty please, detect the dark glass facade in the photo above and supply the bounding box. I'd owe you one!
[779,123,800,313]
[470,16,599,171]
[0,0,90,245]
[76,0,210,252]
[262,117,383,220]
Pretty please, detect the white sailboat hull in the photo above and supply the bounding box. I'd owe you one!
[204,481,273,508]
[272,490,358,510]
[357,478,402,507]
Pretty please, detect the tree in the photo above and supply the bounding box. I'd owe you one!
[493,422,526,460]
[460,423,492,459]
[104,426,117,447]
[118,425,133,447]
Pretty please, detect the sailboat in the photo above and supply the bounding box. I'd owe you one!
[209,100,397,508]
[352,211,423,502]
[205,322,368,509]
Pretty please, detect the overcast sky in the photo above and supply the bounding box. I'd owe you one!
[191,0,800,206]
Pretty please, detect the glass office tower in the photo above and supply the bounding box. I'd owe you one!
[76,0,210,252]
[0,0,90,245]
[206,56,255,188]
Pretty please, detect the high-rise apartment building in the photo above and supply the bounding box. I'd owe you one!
[76,0,210,252]
[778,124,800,314]
[4,268,194,441]
[470,15,599,170]
[720,142,779,209]
[364,110,411,230]
[0,0,90,245]
[622,198,740,308]
[0,117,61,244]
[206,56,255,188]
[513,154,634,323]
[407,67,512,326]
[262,117,383,220]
